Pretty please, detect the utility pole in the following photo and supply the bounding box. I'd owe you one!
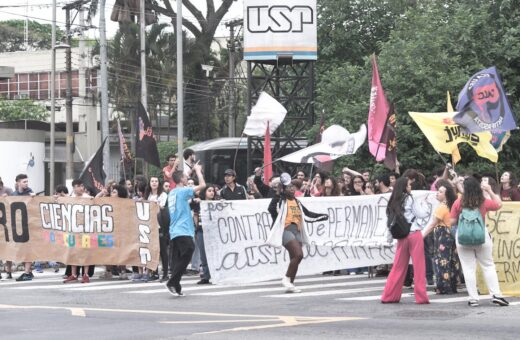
[140,0,147,110]
[225,19,243,138]
[100,0,110,179]
[50,0,56,193]
[65,6,73,181]
[176,0,183,171]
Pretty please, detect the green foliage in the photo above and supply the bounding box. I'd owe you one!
[0,99,49,121]
[0,20,63,52]
[316,0,520,178]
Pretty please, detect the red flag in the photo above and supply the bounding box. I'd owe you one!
[368,54,390,161]
[263,121,272,185]
[117,119,132,162]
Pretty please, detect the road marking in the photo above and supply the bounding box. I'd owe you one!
[194,316,367,335]
[337,291,435,301]
[10,280,133,290]
[69,308,86,317]
[192,279,387,296]
[160,319,278,324]
[263,286,384,298]
[127,276,377,294]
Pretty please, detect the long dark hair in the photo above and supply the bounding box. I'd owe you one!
[347,175,366,196]
[201,184,218,200]
[462,177,485,209]
[323,176,341,197]
[387,177,410,216]
[435,179,456,210]
[144,176,163,199]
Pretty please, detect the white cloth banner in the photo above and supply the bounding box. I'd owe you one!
[243,92,287,137]
[279,124,367,164]
[200,191,437,284]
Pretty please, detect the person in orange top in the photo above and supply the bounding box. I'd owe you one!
[422,179,459,294]
[267,173,328,293]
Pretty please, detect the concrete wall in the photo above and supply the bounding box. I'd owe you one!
[0,129,45,194]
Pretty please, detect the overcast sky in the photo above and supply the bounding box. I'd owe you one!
[0,1,244,42]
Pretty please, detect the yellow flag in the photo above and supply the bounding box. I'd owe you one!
[409,112,498,163]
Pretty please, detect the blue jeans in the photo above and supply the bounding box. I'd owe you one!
[196,228,211,280]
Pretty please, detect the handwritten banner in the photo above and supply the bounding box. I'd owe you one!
[201,191,437,284]
[477,202,520,296]
[0,197,160,270]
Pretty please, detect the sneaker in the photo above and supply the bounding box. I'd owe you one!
[285,286,302,293]
[99,271,113,280]
[149,273,159,281]
[468,300,479,307]
[63,275,78,284]
[492,296,509,306]
[131,274,143,282]
[16,273,33,282]
[81,274,90,284]
[197,279,210,285]
[281,276,294,289]
[34,262,44,273]
[165,283,185,297]
[27,272,34,279]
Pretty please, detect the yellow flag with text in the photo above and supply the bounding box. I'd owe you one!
[409,112,498,163]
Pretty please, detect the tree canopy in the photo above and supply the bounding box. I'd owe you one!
[316,0,520,176]
[0,20,63,52]
[0,99,49,121]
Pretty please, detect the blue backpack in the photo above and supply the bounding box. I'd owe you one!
[457,208,485,246]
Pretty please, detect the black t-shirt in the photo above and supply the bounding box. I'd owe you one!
[220,184,247,200]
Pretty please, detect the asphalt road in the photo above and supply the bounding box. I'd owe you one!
[0,268,518,339]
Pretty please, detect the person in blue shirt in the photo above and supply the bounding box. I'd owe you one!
[165,162,205,297]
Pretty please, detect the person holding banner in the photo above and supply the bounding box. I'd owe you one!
[267,173,328,293]
[450,177,509,307]
[165,162,206,297]
[381,177,431,304]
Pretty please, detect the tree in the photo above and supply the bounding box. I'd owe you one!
[151,0,236,139]
[0,99,49,121]
[316,0,520,176]
[0,20,63,52]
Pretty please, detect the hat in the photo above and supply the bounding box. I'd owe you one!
[224,169,237,177]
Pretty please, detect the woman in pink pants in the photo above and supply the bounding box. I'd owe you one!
[381,177,431,304]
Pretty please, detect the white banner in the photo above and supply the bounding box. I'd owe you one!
[200,191,437,284]
[243,0,317,61]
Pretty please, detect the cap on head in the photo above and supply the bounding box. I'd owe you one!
[224,169,236,177]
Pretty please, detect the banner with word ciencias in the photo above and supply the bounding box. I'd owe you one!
[0,197,160,270]
[477,202,520,296]
[200,191,438,284]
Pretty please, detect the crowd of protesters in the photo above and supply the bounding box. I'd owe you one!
[1,147,518,306]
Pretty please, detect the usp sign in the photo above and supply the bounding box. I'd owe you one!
[243,0,317,61]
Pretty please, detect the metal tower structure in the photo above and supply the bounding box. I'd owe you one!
[246,59,315,176]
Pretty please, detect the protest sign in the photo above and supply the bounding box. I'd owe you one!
[200,191,437,284]
[0,196,160,270]
[477,202,520,296]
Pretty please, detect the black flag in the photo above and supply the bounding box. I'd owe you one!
[79,137,107,195]
[136,102,161,167]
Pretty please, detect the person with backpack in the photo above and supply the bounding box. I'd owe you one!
[381,177,431,304]
[450,176,509,307]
